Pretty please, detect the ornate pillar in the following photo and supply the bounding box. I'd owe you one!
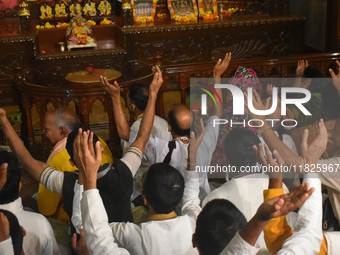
[19,0,31,33]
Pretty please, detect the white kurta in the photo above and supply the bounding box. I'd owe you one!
[0,197,61,255]
[81,171,201,255]
[143,116,219,201]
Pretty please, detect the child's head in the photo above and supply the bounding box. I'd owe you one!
[142,163,184,214]
[193,199,247,255]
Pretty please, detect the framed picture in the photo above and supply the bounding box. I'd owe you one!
[167,0,198,22]
[132,0,157,24]
[198,0,218,20]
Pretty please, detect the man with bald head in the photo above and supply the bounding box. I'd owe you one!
[142,54,231,200]
[38,108,113,224]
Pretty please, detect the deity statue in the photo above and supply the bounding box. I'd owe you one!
[40,2,53,19]
[66,16,94,45]
[98,0,111,16]
[70,1,82,17]
[55,0,68,18]
[83,0,97,17]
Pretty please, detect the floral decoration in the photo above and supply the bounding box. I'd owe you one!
[132,0,157,24]
[100,18,113,25]
[86,66,94,74]
[198,0,218,20]
[167,0,198,22]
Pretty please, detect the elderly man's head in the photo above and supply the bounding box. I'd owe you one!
[43,108,82,146]
[168,104,194,138]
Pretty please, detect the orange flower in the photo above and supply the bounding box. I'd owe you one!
[42,50,46,54]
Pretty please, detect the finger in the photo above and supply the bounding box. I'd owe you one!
[80,130,90,158]
[71,233,77,249]
[88,132,95,157]
[336,60,340,66]
[263,144,276,166]
[94,140,102,164]
[79,228,85,237]
[264,97,271,109]
[329,68,336,78]
[253,145,260,164]
[257,143,268,166]
[114,81,119,89]
[300,128,309,153]
[73,128,83,162]
[197,118,205,143]
[99,75,104,86]
[253,90,261,104]
[273,150,284,166]
[0,163,7,190]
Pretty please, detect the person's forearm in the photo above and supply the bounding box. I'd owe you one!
[261,123,302,167]
[111,95,130,142]
[131,91,157,153]
[0,115,46,181]
[239,214,269,246]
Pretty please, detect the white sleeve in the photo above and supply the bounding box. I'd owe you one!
[0,237,14,255]
[39,166,64,196]
[72,180,84,234]
[317,158,340,191]
[120,146,142,177]
[181,170,201,220]
[81,189,130,255]
[277,173,323,255]
[219,232,260,255]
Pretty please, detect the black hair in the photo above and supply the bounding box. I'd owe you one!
[224,128,260,169]
[128,83,149,111]
[0,151,21,204]
[302,66,324,93]
[195,199,247,255]
[168,107,195,137]
[66,130,99,161]
[0,209,24,255]
[142,163,184,214]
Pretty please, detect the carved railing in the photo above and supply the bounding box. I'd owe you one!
[11,52,340,159]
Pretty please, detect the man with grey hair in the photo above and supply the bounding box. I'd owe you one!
[38,108,113,224]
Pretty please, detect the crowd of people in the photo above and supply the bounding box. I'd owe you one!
[0,53,339,254]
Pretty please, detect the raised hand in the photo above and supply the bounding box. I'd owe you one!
[245,90,270,124]
[329,60,340,96]
[100,76,121,98]
[296,60,309,77]
[213,52,231,78]
[257,182,314,220]
[301,119,327,168]
[149,65,163,94]
[187,118,205,170]
[73,129,102,190]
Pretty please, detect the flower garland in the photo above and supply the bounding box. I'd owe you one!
[198,0,218,20]
[132,0,157,24]
[167,0,198,22]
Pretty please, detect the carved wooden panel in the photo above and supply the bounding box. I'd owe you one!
[122,15,305,65]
